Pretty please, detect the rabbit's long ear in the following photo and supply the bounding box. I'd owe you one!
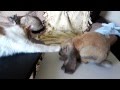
[64,45,69,53]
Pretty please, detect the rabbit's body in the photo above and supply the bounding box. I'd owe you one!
[73,32,110,64]
[59,32,112,74]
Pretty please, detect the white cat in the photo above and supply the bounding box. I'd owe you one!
[0,22,60,57]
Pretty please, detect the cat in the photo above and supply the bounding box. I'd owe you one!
[0,21,60,57]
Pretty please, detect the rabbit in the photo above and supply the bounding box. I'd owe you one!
[59,32,112,74]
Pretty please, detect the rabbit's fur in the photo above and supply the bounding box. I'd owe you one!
[59,32,112,74]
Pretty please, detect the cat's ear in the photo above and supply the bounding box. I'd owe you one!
[7,16,16,25]
[8,16,14,22]
[14,14,18,20]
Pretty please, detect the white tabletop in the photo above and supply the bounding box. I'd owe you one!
[35,52,120,79]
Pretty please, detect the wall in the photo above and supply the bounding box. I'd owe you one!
[100,11,120,25]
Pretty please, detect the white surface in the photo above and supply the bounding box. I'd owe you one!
[35,52,120,79]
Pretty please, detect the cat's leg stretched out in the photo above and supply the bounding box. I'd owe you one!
[0,36,60,57]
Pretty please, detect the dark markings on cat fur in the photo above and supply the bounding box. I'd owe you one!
[8,14,45,32]
[8,14,45,44]
[0,26,5,35]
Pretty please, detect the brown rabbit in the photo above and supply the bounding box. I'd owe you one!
[59,32,112,74]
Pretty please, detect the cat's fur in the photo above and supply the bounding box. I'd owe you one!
[0,22,60,57]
